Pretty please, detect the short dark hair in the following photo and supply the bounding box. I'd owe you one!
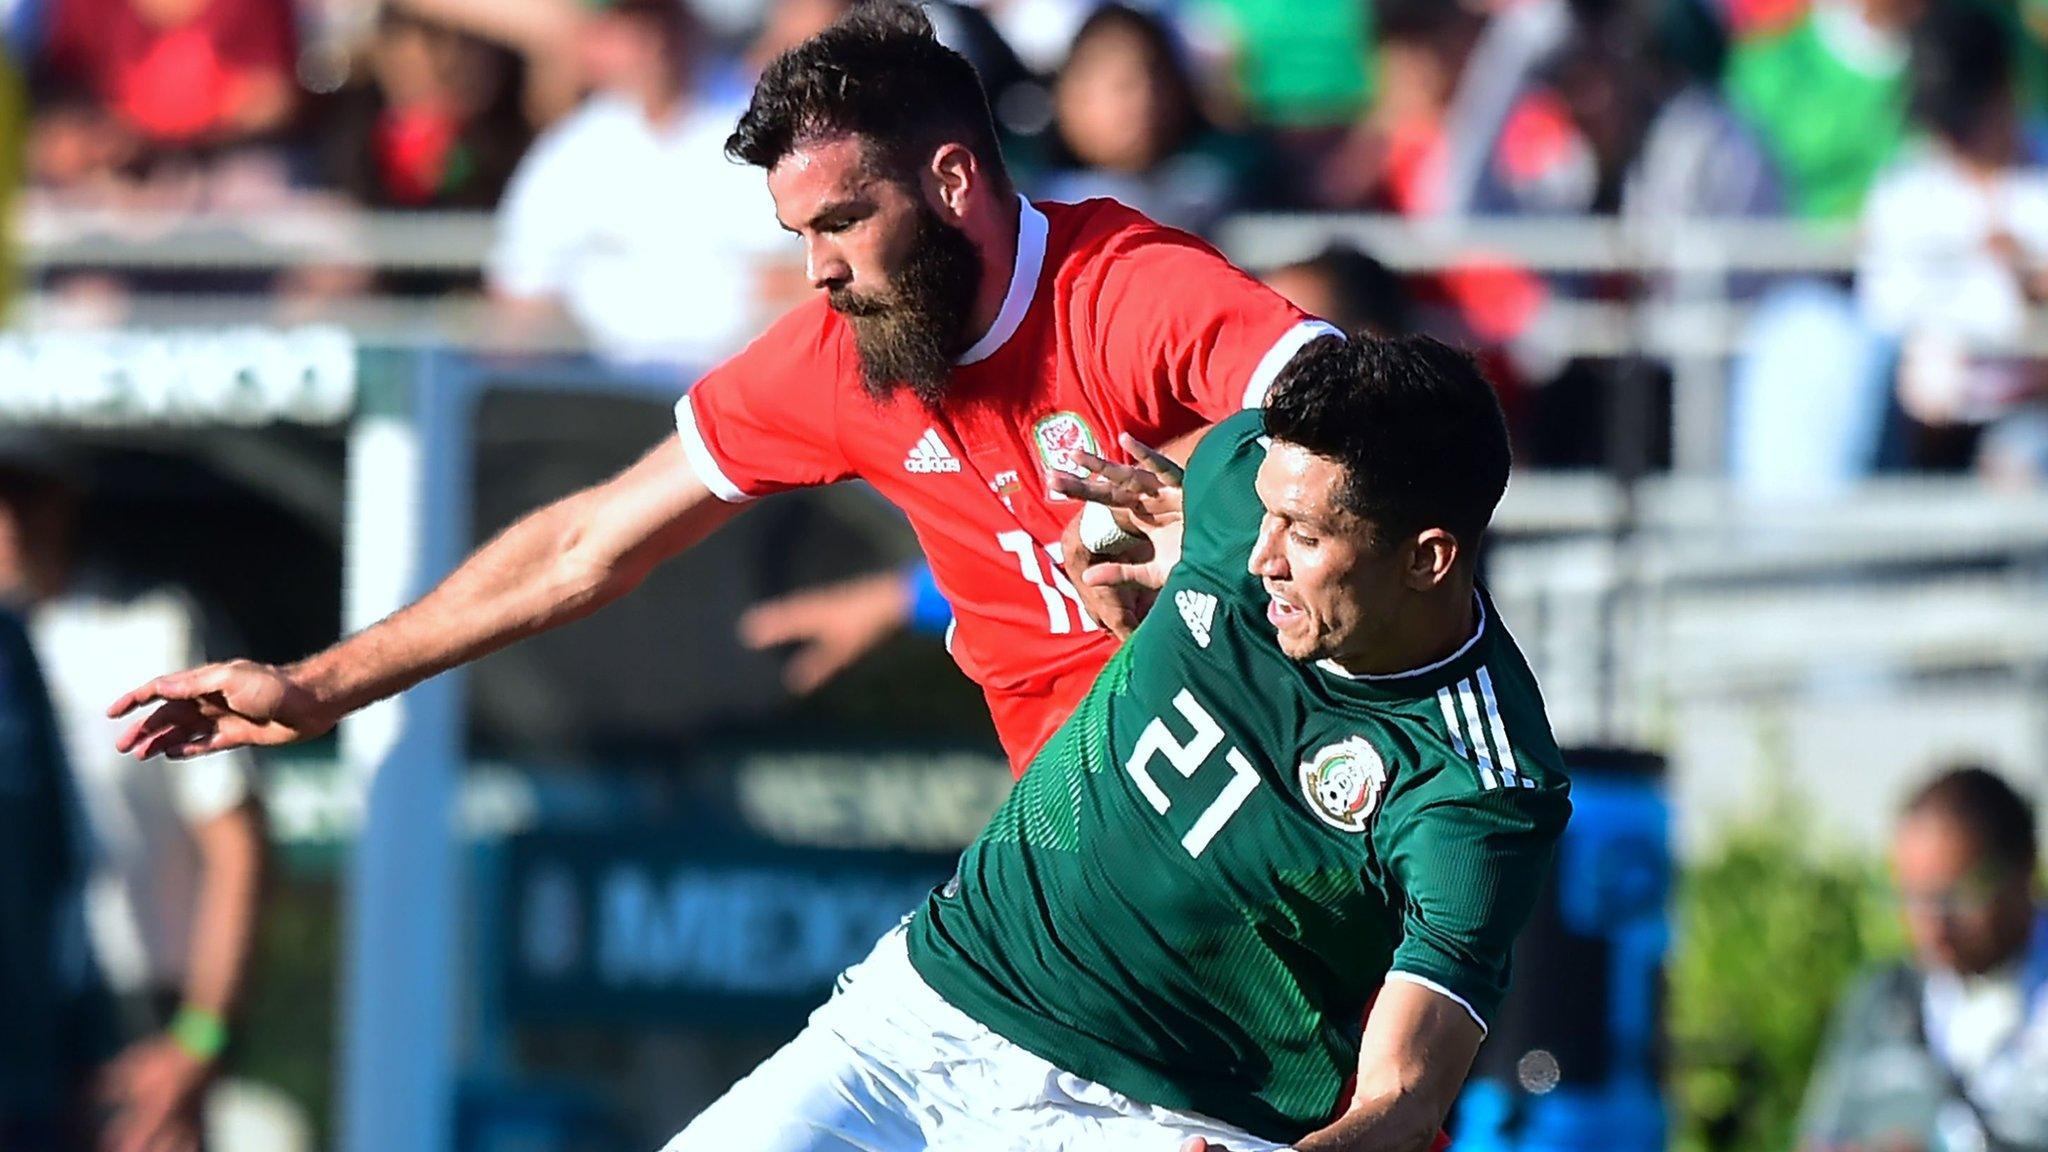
[726,2,1012,190]
[1262,334,1511,550]
[1909,4,2013,146]
[1904,765,2039,876]
[1274,243,1413,337]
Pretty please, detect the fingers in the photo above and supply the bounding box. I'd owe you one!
[1080,561,1163,589]
[783,642,861,696]
[1119,433,1186,485]
[117,664,239,709]
[115,703,198,758]
[1048,470,1146,508]
[1070,449,1166,495]
[736,602,815,649]
[107,676,176,719]
[106,664,236,719]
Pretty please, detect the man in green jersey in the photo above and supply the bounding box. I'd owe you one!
[664,334,1571,1151]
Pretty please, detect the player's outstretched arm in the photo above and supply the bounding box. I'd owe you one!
[109,436,741,760]
[1290,979,1484,1152]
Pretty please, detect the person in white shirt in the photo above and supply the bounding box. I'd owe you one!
[486,0,795,369]
[1857,4,2048,485]
[1798,765,2047,1152]
[0,440,265,1152]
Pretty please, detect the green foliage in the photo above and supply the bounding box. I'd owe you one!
[229,877,340,1146]
[1670,798,1902,1152]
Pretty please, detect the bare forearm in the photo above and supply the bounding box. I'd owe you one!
[1295,980,1483,1152]
[183,802,265,1017]
[289,492,618,716]
[1292,1086,1445,1152]
[289,450,731,721]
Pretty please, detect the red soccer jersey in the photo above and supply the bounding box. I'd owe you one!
[677,198,1335,774]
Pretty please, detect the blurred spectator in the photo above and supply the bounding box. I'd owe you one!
[1725,0,1924,219]
[1475,10,1782,221]
[1194,0,1371,131]
[707,0,1043,152]
[485,0,791,368]
[1022,3,1262,234]
[967,0,1098,75]
[0,438,266,1152]
[1258,242,1415,336]
[1797,765,2046,1152]
[315,6,535,211]
[732,0,852,83]
[1315,0,1484,213]
[26,0,298,205]
[923,1,1043,141]
[1433,0,1575,220]
[0,603,100,1152]
[1465,8,1783,470]
[1859,1,2048,484]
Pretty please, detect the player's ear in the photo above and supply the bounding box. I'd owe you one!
[1402,528,1459,592]
[927,143,976,219]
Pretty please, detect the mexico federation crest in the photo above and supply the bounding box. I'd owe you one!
[1033,411,1102,499]
[1298,738,1388,833]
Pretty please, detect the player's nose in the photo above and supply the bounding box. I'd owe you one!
[1247,519,1287,578]
[805,240,851,291]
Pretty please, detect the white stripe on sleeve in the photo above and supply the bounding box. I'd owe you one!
[1456,679,1501,790]
[1241,320,1345,409]
[1476,667,1527,790]
[673,393,751,504]
[1386,971,1489,1036]
[1436,687,1469,760]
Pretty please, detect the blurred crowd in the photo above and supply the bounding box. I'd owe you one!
[9,0,2048,483]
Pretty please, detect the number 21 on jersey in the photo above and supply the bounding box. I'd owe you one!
[1126,689,1261,858]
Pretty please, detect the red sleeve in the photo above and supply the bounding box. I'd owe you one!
[674,301,855,501]
[216,0,296,72]
[1082,221,1339,438]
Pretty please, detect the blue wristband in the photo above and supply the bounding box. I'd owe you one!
[904,563,954,636]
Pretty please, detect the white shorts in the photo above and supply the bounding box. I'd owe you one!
[659,927,1294,1152]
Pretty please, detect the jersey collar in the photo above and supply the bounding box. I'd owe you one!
[1313,590,1492,699]
[957,195,1048,366]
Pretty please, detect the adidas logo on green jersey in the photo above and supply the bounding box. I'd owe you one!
[1175,590,1216,648]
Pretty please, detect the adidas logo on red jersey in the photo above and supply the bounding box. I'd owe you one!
[905,428,962,474]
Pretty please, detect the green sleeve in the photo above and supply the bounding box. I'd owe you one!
[1374,759,1570,1027]
[1176,409,1268,582]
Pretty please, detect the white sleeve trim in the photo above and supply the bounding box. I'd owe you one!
[1242,320,1345,409]
[1386,970,1489,1037]
[673,393,752,504]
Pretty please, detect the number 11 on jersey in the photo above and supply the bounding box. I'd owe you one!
[998,530,1100,636]
[1126,689,1262,858]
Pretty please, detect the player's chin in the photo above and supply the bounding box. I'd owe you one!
[1270,625,1318,663]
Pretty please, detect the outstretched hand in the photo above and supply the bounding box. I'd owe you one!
[107,659,335,760]
[1051,433,1187,624]
[737,570,913,695]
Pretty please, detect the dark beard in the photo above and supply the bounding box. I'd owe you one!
[829,204,983,407]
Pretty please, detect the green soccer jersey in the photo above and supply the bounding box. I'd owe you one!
[906,410,1571,1142]
[1724,12,1908,220]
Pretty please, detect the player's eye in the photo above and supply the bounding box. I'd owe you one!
[1290,530,1318,547]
